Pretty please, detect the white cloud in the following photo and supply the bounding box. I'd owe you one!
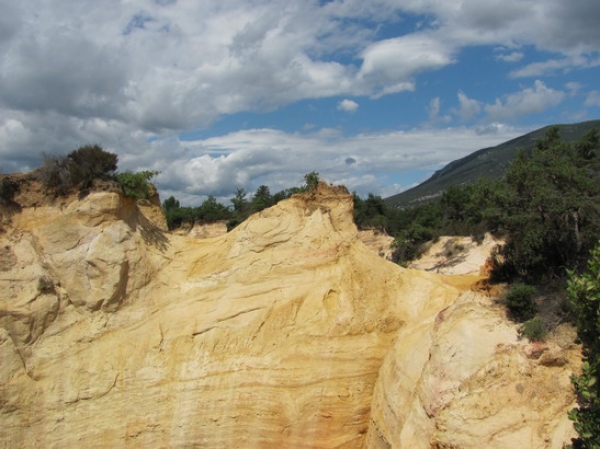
[585,91,600,107]
[149,124,526,203]
[452,91,482,122]
[428,97,441,122]
[566,82,583,94]
[427,97,451,124]
[510,54,600,78]
[484,81,566,122]
[338,99,359,112]
[0,0,597,198]
[358,34,455,97]
[496,51,524,62]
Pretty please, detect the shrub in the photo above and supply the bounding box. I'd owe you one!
[116,171,159,200]
[0,177,17,205]
[505,283,537,322]
[518,317,546,341]
[38,145,118,193]
[38,153,72,194]
[67,144,118,187]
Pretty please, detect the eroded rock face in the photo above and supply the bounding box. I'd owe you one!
[0,183,579,448]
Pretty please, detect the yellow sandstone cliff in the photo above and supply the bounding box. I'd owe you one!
[0,181,580,448]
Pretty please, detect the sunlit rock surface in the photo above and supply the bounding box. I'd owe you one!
[0,182,579,448]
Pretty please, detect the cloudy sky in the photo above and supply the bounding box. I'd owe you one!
[1,0,599,204]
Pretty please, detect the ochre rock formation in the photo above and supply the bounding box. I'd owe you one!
[0,182,580,448]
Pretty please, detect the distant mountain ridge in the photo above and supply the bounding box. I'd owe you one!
[385,120,600,208]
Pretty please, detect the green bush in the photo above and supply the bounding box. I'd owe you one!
[505,283,537,322]
[518,317,546,341]
[116,171,159,200]
[67,144,118,187]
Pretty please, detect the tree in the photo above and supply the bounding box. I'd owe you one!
[494,127,600,281]
[567,242,600,448]
[354,193,388,230]
[230,188,248,213]
[197,195,231,222]
[163,196,182,230]
[250,185,273,212]
[304,171,320,191]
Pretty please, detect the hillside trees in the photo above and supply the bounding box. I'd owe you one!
[494,127,600,281]
[567,242,600,448]
[354,193,389,231]
[384,126,600,277]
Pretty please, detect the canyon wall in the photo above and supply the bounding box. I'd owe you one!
[0,183,579,448]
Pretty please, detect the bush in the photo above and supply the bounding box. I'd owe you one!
[116,171,159,200]
[38,145,118,193]
[505,283,537,322]
[67,144,118,187]
[0,177,17,205]
[38,153,72,194]
[518,317,546,341]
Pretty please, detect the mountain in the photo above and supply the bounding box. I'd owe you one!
[385,119,600,208]
[0,179,579,448]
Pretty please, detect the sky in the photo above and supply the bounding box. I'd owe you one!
[1,0,599,205]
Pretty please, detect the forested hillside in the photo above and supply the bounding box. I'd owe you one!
[385,120,600,208]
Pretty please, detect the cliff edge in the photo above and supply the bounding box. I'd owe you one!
[0,181,580,448]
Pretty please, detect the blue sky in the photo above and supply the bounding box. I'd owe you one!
[1,0,599,204]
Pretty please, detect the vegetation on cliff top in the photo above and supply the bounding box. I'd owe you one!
[33,144,158,201]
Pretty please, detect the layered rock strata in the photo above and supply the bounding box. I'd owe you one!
[0,183,579,448]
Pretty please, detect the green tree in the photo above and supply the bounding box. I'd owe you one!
[250,185,273,212]
[162,196,183,230]
[304,171,320,191]
[494,127,600,281]
[354,193,388,230]
[567,242,600,448]
[230,188,248,214]
[197,195,231,222]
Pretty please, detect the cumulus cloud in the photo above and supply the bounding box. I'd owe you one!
[585,91,600,107]
[358,34,454,97]
[452,91,482,122]
[148,125,526,203]
[338,99,359,112]
[428,97,451,124]
[496,51,524,62]
[484,81,566,122]
[0,0,597,200]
